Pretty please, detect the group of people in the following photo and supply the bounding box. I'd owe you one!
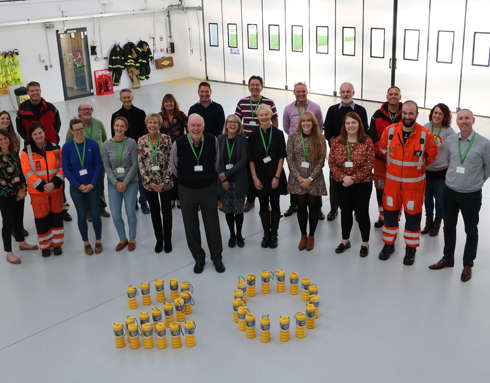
[1,77,488,282]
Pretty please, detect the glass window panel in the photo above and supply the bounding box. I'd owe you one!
[247,24,258,49]
[209,23,219,47]
[403,29,420,61]
[269,24,280,51]
[316,26,329,54]
[370,28,385,58]
[436,31,454,64]
[342,27,356,56]
[292,25,303,52]
[472,32,490,67]
[227,24,238,48]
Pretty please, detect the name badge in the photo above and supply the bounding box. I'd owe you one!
[301,161,310,169]
[456,166,465,174]
[345,161,353,168]
[151,165,160,171]
[249,120,257,126]
[263,156,272,164]
[79,169,88,176]
[194,165,203,172]
[116,167,125,174]
[225,164,233,170]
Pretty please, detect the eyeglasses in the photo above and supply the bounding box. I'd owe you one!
[72,128,84,132]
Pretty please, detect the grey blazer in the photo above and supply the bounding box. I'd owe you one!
[217,134,248,198]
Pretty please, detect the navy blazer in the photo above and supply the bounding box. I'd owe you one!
[217,134,248,198]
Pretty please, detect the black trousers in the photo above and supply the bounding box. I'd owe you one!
[297,194,321,236]
[329,171,339,212]
[179,184,223,264]
[258,193,280,213]
[146,190,172,243]
[336,180,372,242]
[246,167,256,203]
[111,69,123,86]
[443,186,481,267]
[97,168,107,208]
[0,196,24,252]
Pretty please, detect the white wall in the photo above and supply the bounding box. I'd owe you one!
[0,0,206,111]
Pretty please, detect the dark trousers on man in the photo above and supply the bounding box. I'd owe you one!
[329,171,339,212]
[443,186,481,267]
[179,184,223,264]
[97,168,107,209]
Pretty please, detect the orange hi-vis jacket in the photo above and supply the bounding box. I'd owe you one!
[20,143,64,195]
[378,121,438,194]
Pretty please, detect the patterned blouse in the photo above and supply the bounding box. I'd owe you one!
[0,150,25,198]
[137,133,174,191]
[160,110,187,142]
[328,136,374,183]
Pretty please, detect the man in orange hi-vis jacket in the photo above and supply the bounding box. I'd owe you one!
[378,101,438,266]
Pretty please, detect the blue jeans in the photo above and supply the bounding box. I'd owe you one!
[108,181,138,241]
[70,185,102,241]
[424,172,445,220]
[137,170,148,206]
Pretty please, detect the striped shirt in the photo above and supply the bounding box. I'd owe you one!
[234,96,278,139]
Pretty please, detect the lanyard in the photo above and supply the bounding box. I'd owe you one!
[300,132,309,160]
[1,151,17,170]
[225,137,236,163]
[430,123,442,138]
[150,134,159,164]
[259,125,273,155]
[296,102,306,116]
[389,111,397,122]
[249,96,262,117]
[113,139,126,166]
[458,133,475,165]
[74,139,86,168]
[346,140,358,160]
[187,133,204,164]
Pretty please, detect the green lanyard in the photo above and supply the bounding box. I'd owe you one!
[150,134,159,164]
[250,96,262,117]
[296,102,306,116]
[458,133,475,165]
[259,125,273,155]
[346,140,358,160]
[389,111,397,122]
[1,151,17,170]
[430,123,442,138]
[113,139,126,166]
[300,132,309,160]
[187,133,204,165]
[225,137,236,163]
[74,139,86,168]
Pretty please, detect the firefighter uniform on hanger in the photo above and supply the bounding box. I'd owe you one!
[123,42,140,89]
[108,44,124,86]
[136,40,153,81]
[378,101,438,265]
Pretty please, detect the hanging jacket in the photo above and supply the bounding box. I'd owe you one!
[108,44,125,71]
[10,53,22,85]
[20,142,64,195]
[367,102,402,160]
[0,54,9,86]
[123,42,140,68]
[16,98,61,144]
[136,40,153,64]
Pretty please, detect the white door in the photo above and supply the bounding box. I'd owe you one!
[362,0,394,101]
[309,0,335,95]
[263,0,286,89]
[425,0,466,111]
[395,0,430,107]
[203,0,224,81]
[335,0,363,96]
[222,0,244,84]
[285,0,309,90]
[241,0,263,81]
[459,0,490,116]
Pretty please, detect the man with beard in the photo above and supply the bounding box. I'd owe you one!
[377,101,438,265]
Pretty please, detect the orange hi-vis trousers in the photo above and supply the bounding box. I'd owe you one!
[30,189,64,249]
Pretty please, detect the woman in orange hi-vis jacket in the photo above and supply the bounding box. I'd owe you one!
[20,122,65,257]
[377,101,438,266]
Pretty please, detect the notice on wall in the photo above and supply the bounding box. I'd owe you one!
[292,25,303,52]
[317,26,328,54]
[248,24,258,49]
[269,25,280,51]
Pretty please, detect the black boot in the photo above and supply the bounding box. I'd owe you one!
[259,211,271,248]
[378,244,395,260]
[429,218,441,237]
[225,213,236,248]
[421,216,434,235]
[403,246,416,265]
[269,211,280,249]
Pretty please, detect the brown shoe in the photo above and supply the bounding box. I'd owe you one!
[128,241,136,251]
[84,243,94,256]
[243,202,255,212]
[6,253,21,264]
[298,235,307,251]
[19,242,39,251]
[429,219,441,237]
[218,200,223,211]
[306,235,315,251]
[95,242,103,254]
[421,216,433,235]
[461,266,472,282]
[428,258,454,270]
[115,240,128,251]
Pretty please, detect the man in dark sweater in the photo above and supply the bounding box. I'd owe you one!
[170,113,224,274]
[323,82,369,221]
[187,82,225,137]
[110,89,150,213]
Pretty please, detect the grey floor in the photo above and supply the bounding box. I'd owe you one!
[2,79,490,382]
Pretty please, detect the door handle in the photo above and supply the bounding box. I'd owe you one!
[389,58,397,69]
[389,58,392,69]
